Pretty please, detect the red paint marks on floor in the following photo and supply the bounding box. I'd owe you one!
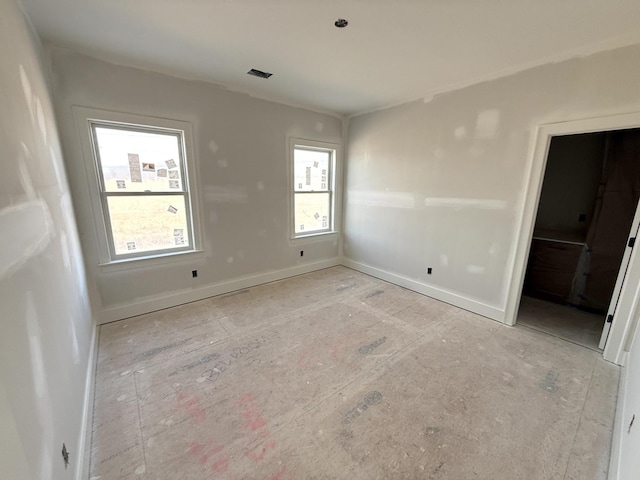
[176,392,206,423]
[270,466,294,480]
[236,393,267,431]
[236,392,280,463]
[188,440,229,474]
[245,438,277,462]
[211,454,229,474]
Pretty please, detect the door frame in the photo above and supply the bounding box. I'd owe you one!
[504,111,640,365]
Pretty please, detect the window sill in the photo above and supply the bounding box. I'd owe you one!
[99,249,205,273]
[289,230,339,244]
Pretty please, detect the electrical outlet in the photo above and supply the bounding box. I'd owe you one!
[427,267,432,275]
[192,270,198,278]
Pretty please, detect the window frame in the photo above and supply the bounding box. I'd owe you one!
[289,138,339,240]
[74,107,202,267]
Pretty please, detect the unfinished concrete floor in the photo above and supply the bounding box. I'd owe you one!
[517,296,606,351]
[90,267,619,480]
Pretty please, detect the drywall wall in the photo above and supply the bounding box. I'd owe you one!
[536,133,606,238]
[345,43,640,320]
[0,1,94,479]
[47,47,343,320]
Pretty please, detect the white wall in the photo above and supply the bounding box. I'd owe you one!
[47,47,343,322]
[344,43,640,320]
[0,1,94,479]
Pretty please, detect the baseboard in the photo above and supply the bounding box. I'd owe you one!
[76,320,99,480]
[607,351,629,480]
[341,258,505,322]
[98,258,341,324]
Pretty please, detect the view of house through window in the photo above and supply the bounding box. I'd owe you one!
[293,143,335,236]
[91,123,194,258]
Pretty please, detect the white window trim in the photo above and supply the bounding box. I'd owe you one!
[288,137,341,241]
[73,106,203,268]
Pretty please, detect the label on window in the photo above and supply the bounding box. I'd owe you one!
[174,228,184,245]
[128,153,142,183]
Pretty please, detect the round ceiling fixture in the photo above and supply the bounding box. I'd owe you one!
[334,18,348,28]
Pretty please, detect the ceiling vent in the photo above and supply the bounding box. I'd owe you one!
[247,68,273,79]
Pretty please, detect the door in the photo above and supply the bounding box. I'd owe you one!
[599,199,640,349]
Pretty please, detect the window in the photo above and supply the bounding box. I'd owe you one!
[291,140,337,237]
[75,107,200,264]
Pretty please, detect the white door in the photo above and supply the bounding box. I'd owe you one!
[599,198,640,349]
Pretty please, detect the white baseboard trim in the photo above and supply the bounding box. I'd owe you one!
[98,258,341,324]
[76,320,99,480]
[607,351,629,480]
[341,258,505,322]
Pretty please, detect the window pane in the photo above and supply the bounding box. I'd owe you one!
[107,195,189,255]
[94,126,184,192]
[294,148,330,192]
[295,192,330,234]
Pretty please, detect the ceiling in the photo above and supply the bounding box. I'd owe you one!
[20,0,640,117]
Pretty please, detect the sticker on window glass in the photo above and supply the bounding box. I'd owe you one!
[314,212,320,220]
[142,162,155,172]
[126,241,136,251]
[298,183,303,189]
[313,161,318,168]
[321,176,327,182]
[321,183,326,189]
[116,179,126,189]
[166,159,177,169]
[169,170,180,179]
[299,225,305,231]
[174,228,184,245]
[167,205,178,214]
[322,169,327,175]
[128,153,142,182]
[322,221,327,228]
[322,216,327,222]
[306,167,311,185]
[157,168,168,178]
[169,180,180,189]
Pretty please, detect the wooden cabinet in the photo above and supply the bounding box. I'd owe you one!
[523,235,584,304]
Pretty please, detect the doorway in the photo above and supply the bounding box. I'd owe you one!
[506,112,640,364]
[518,130,640,350]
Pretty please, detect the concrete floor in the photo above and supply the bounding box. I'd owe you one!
[517,296,606,351]
[89,267,620,480]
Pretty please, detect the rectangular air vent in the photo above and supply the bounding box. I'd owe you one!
[247,68,273,79]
